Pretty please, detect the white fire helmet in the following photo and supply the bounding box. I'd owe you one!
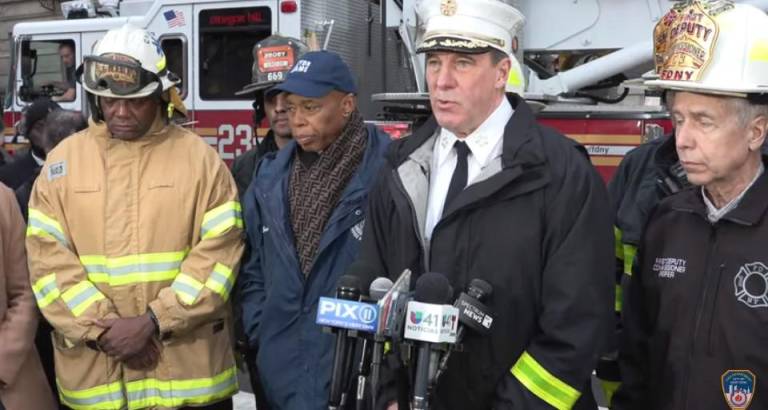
[80,24,180,99]
[415,0,525,55]
[646,1,768,97]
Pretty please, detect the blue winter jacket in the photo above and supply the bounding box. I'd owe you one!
[239,124,390,410]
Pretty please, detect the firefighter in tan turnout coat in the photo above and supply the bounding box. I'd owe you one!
[25,24,244,410]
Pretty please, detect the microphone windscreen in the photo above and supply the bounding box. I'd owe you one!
[369,277,394,301]
[414,272,453,304]
[468,278,493,300]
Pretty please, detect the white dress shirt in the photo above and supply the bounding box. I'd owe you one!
[32,149,45,166]
[425,98,513,240]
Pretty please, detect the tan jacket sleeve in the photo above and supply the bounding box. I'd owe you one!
[149,158,244,336]
[26,166,119,343]
[0,185,39,386]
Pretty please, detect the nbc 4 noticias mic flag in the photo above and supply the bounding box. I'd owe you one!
[316,297,379,332]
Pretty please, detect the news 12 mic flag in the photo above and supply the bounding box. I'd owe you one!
[404,302,459,344]
[317,297,379,332]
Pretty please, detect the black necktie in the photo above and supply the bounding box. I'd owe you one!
[444,140,470,212]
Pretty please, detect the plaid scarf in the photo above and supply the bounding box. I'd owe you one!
[289,110,367,275]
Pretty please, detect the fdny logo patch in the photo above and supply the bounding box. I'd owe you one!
[47,161,66,181]
[653,257,687,279]
[722,370,756,410]
[350,220,365,241]
[735,262,768,309]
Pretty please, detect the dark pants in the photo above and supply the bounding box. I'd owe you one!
[244,348,272,410]
[35,315,64,409]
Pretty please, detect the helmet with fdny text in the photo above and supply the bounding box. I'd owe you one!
[646,0,768,97]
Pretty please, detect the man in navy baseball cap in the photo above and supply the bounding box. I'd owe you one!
[266,50,358,152]
[239,48,392,409]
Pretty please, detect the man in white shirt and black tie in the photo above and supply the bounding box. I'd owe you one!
[354,0,614,409]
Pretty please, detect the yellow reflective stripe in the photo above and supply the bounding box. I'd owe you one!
[80,250,187,286]
[615,284,623,313]
[125,366,238,408]
[32,273,60,308]
[201,201,243,240]
[511,351,581,410]
[623,244,637,276]
[600,380,621,407]
[27,208,68,246]
[613,226,623,260]
[80,255,109,284]
[172,273,204,305]
[57,379,124,410]
[61,281,106,317]
[205,263,235,301]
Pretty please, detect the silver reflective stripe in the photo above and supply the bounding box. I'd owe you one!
[201,209,242,237]
[126,377,237,402]
[35,281,58,300]
[209,270,234,295]
[29,218,68,245]
[171,281,201,301]
[64,286,99,312]
[107,261,181,277]
[59,386,124,408]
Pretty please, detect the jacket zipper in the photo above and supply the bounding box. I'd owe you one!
[706,264,726,355]
[391,169,429,272]
[681,225,718,409]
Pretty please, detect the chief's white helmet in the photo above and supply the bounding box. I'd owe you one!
[646,1,768,97]
[81,24,179,99]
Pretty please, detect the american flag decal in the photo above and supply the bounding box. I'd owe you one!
[164,9,185,28]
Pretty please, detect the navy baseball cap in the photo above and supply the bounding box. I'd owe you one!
[268,51,357,98]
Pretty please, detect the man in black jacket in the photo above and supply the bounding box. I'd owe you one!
[231,35,308,197]
[0,98,59,190]
[355,1,614,409]
[613,2,768,409]
[596,128,690,405]
[15,108,86,220]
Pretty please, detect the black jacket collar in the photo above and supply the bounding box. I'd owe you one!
[392,94,550,218]
[672,156,768,226]
[391,93,545,171]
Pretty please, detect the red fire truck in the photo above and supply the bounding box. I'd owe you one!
[5,0,731,180]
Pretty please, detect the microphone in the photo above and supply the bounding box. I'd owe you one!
[367,277,394,409]
[371,269,412,409]
[376,269,412,343]
[353,276,391,410]
[434,278,494,383]
[370,277,394,302]
[405,272,459,410]
[321,273,377,410]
